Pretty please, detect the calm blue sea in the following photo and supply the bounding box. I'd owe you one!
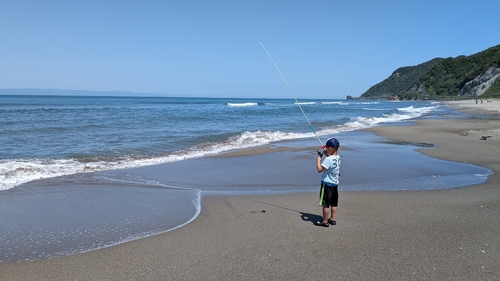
[0,95,447,191]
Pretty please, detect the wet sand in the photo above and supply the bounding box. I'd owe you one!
[1,100,499,280]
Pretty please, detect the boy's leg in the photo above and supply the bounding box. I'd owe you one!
[322,207,329,223]
[330,185,338,221]
[331,206,337,221]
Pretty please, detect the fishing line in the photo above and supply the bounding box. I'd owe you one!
[260,41,323,147]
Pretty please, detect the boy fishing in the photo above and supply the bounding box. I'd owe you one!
[315,138,341,227]
[260,43,341,226]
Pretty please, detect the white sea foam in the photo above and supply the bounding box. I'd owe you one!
[0,104,439,191]
[397,105,435,115]
[357,102,381,105]
[295,102,316,105]
[226,102,258,107]
[322,101,348,105]
[317,105,438,135]
[0,157,176,191]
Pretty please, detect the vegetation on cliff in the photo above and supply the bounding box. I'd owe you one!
[419,45,500,98]
[360,44,500,99]
[483,76,500,98]
[361,58,442,99]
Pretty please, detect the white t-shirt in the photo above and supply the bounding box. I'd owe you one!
[321,155,341,185]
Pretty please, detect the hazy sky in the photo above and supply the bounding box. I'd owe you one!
[1,0,499,99]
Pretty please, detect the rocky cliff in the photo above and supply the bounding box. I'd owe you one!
[458,67,500,96]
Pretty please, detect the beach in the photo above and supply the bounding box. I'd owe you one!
[1,100,499,280]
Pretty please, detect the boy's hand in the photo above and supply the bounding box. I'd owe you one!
[317,149,324,157]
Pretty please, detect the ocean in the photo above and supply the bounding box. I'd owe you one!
[1,95,450,191]
[0,94,492,262]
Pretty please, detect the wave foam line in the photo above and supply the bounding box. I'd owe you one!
[226,102,258,107]
[322,101,347,105]
[317,105,438,135]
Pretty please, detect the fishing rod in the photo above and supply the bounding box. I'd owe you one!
[259,41,324,148]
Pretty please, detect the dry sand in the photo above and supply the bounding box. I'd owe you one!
[445,99,500,116]
[1,100,500,280]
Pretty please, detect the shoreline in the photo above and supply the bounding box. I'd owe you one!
[1,101,499,280]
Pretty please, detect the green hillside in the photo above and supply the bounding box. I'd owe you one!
[361,58,442,99]
[360,44,500,99]
[419,45,500,98]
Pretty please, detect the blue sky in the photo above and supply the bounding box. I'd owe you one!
[1,0,499,99]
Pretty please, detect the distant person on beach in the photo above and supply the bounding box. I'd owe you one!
[315,138,341,227]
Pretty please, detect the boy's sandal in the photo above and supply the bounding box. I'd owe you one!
[328,219,336,225]
[314,221,329,227]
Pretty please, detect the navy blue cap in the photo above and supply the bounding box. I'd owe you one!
[325,138,339,148]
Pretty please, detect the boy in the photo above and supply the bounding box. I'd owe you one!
[315,138,341,227]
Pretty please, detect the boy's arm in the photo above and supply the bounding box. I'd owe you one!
[316,156,325,173]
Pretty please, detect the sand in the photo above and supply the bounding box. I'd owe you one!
[445,99,500,116]
[1,100,499,280]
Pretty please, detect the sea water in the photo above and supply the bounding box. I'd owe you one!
[0,94,491,262]
[0,95,451,191]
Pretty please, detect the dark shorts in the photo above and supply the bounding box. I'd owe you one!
[319,182,338,207]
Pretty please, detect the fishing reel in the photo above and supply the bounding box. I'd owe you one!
[317,144,327,157]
